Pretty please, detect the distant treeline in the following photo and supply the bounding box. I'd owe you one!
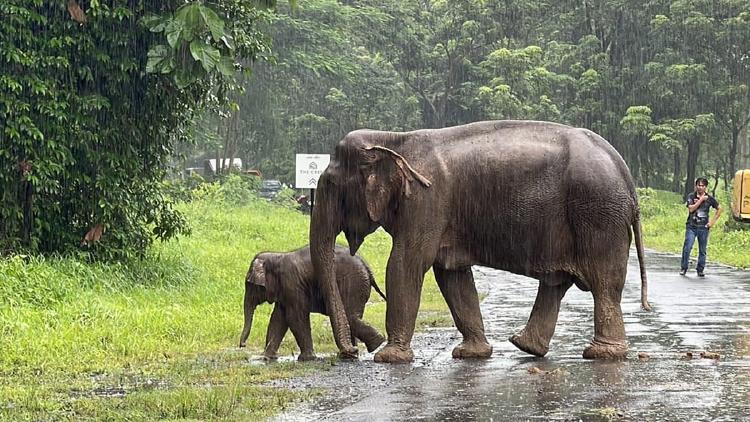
[206,0,750,197]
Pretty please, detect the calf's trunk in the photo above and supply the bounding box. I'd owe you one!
[239,286,255,348]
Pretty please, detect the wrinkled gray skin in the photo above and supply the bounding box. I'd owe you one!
[309,120,650,363]
[239,245,386,361]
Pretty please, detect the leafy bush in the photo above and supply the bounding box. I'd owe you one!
[0,1,272,260]
[218,173,262,205]
[723,216,750,232]
[163,172,207,203]
[187,173,263,206]
[269,186,300,209]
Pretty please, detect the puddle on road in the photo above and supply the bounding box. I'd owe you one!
[70,374,169,399]
[246,355,329,365]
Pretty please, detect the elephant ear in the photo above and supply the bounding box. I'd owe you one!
[247,257,266,285]
[260,256,281,303]
[362,145,432,222]
[364,158,398,222]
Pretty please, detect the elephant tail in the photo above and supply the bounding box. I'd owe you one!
[633,207,652,311]
[364,263,387,302]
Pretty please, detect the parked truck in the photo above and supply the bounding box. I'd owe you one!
[731,170,750,222]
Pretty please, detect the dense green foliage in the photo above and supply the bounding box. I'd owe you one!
[0,1,275,258]
[194,0,750,197]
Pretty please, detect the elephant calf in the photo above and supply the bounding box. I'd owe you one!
[239,245,386,361]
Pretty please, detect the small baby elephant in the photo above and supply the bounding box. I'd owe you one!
[239,245,386,361]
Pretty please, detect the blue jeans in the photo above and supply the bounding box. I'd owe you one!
[681,225,709,271]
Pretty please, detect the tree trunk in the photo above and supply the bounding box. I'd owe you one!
[729,127,740,179]
[215,147,221,178]
[641,146,651,187]
[712,162,721,195]
[422,97,440,128]
[22,180,33,247]
[18,161,33,247]
[672,151,682,193]
[740,128,750,170]
[631,138,645,187]
[683,138,701,198]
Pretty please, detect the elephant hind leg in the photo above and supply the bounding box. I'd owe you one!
[582,266,628,359]
[434,266,492,359]
[344,297,384,353]
[510,273,573,357]
[349,317,385,353]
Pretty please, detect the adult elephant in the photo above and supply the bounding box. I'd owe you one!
[310,120,650,363]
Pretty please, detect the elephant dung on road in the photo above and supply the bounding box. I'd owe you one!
[239,245,386,361]
[309,120,650,363]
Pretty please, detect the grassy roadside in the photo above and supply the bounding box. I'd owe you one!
[0,190,447,421]
[638,188,750,269]
[2,184,748,420]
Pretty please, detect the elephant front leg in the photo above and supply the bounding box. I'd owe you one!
[374,248,427,364]
[510,276,573,357]
[263,305,289,360]
[434,266,492,359]
[583,280,628,360]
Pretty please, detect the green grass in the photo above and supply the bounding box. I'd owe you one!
[0,196,449,421]
[638,187,750,269]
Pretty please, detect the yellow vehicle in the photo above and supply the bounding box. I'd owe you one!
[731,170,750,222]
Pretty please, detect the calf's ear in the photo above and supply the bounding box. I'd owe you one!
[247,257,266,286]
[261,256,283,303]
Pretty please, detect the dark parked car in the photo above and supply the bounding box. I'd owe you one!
[259,179,283,199]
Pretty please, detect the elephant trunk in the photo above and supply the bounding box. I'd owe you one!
[310,186,358,358]
[239,285,256,348]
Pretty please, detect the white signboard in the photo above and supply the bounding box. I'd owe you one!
[295,154,330,189]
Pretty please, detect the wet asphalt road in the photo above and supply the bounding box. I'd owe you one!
[268,250,750,421]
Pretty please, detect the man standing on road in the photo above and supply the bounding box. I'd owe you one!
[680,177,722,277]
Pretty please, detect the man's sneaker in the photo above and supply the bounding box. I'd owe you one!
[679,268,687,276]
[697,270,705,277]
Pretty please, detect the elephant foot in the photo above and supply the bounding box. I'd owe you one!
[509,331,549,357]
[298,353,317,362]
[373,345,414,363]
[262,353,279,361]
[452,340,493,359]
[582,338,628,360]
[364,333,386,353]
[337,346,359,360]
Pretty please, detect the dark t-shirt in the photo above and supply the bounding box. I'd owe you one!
[685,193,719,227]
